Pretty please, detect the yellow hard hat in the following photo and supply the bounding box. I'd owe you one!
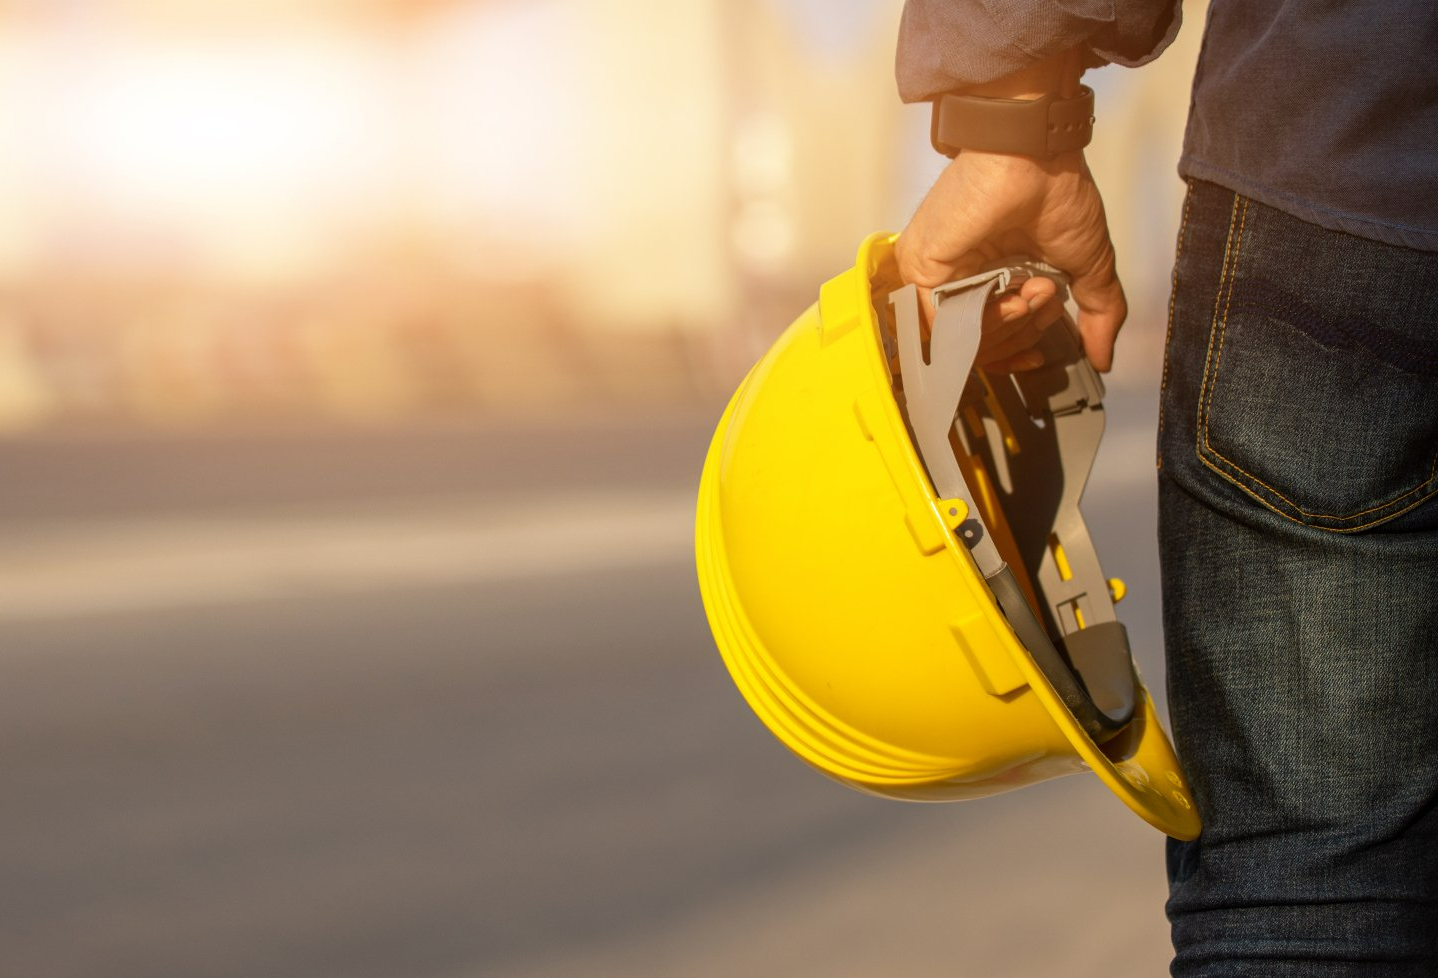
[695,232,1200,840]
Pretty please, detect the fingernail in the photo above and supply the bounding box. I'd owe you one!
[1028,292,1051,313]
[1001,306,1026,323]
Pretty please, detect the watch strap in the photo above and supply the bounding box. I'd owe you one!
[930,86,1094,159]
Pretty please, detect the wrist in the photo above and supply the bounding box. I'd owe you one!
[963,48,1084,101]
[930,86,1094,160]
[928,47,1090,160]
[944,149,1088,207]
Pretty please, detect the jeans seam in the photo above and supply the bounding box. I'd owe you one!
[1195,197,1438,530]
[1157,177,1196,474]
[1203,196,1248,437]
[1194,191,1243,462]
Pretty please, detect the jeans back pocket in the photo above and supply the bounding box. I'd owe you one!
[1196,196,1438,532]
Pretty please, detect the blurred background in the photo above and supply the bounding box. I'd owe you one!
[0,1,1207,975]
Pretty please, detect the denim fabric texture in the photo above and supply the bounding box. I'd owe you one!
[1158,179,1438,976]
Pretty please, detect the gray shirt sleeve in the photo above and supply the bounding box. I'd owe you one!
[897,0,1183,102]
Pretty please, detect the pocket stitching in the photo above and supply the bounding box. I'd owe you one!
[1196,196,1438,529]
[1156,177,1196,473]
[1201,457,1438,532]
[1193,192,1244,461]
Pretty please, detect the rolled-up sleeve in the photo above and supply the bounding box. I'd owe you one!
[897,0,1183,102]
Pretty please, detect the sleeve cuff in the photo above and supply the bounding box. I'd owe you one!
[896,0,1183,103]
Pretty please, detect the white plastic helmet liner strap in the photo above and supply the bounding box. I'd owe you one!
[890,270,1136,738]
[891,277,1004,577]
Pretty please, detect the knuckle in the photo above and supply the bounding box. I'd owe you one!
[899,254,948,289]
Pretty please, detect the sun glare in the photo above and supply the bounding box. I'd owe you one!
[62,39,391,218]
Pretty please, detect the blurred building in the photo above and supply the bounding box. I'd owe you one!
[0,0,1203,432]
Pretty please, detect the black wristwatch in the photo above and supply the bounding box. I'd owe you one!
[930,86,1094,159]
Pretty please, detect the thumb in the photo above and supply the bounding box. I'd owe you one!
[1069,265,1127,373]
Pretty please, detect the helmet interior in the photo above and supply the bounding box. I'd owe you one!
[878,272,1138,744]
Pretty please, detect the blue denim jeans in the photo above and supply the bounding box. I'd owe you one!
[1158,179,1438,976]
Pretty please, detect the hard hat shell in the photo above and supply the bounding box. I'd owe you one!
[695,232,1200,840]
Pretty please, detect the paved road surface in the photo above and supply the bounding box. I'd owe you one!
[0,400,1177,978]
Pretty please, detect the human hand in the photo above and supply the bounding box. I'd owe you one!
[894,148,1127,372]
